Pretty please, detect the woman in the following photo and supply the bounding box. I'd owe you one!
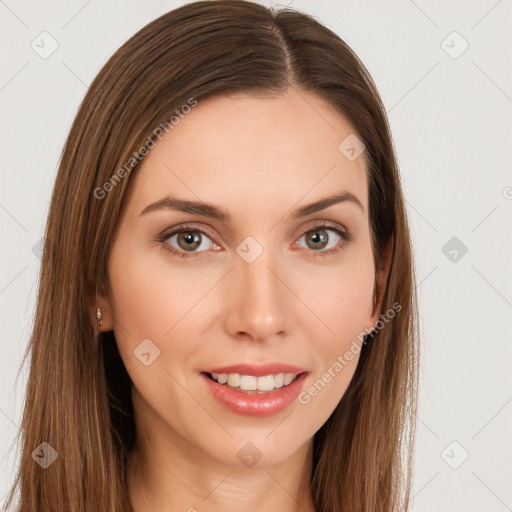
[4,1,419,511]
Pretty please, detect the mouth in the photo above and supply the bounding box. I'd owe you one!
[200,370,309,416]
[202,371,306,393]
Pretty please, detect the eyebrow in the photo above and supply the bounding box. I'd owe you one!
[139,191,364,221]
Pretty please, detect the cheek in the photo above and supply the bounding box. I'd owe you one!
[108,240,208,340]
[106,244,205,418]
[107,242,183,370]
[289,247,374,428]
[106,240,222,389]
[108,250,165,342]
[293,243,376,346]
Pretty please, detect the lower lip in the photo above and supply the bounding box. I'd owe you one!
[200,372,308,417]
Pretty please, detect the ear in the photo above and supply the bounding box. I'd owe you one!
[86,283,115,334]
[369,235,393,328]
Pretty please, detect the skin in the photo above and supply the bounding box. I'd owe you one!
[91,86,391,512]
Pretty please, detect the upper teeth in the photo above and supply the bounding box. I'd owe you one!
[210,372,298,391]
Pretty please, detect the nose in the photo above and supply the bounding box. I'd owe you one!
[223,246,289,343]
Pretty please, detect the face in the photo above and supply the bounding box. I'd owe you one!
[98,87,386,469]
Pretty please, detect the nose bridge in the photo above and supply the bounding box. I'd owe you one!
[225,236,288,341]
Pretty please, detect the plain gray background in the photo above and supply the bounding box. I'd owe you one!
[1,1,511,510]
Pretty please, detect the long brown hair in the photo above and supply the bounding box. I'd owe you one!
[4,1,419,510]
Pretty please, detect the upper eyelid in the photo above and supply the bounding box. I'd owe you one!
[160,223,218,243]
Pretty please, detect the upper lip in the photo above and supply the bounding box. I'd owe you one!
[202,363,308,377]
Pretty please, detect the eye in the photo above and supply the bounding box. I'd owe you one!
[158,224,220,259]
[295,224,352,257]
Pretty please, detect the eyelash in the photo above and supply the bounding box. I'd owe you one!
[156,222,353,260]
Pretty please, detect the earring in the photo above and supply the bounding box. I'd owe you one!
[96,307,103,326]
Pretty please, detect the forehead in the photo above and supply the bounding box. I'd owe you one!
[124,88,368,219]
